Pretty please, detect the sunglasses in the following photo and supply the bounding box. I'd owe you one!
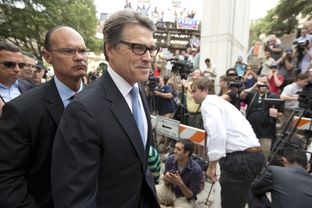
[0,61,25,69]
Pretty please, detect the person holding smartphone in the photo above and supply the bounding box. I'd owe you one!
[156,140,203,208]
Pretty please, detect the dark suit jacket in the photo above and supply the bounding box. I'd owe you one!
[51,72,160,208]
[18,79,34,93]
[0,78,64,208]
[251,166,312,208]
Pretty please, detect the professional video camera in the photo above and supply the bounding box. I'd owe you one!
[226,76,243,89]
[293,39,309,63]
[148,76,160,92]
[298,90,312,111]
[169,58,194,79]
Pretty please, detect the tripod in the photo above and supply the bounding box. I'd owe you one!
[148,92,157,115]
[265,107,311,171]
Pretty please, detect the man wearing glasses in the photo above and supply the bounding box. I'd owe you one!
[0,41,31,102]
[0,26,87,207]
[51,10,160,207]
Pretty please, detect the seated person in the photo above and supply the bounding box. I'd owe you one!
[156,140,203,208]
[251,148,312,208]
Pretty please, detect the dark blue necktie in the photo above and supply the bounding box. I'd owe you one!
[130,87,145,147]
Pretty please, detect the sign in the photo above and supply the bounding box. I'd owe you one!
[176,18,199,30]
[156,116,180,140]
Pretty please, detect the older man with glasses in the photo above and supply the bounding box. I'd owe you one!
[0,41,32,102]
[51,9,160,208]
[0,26,87,208]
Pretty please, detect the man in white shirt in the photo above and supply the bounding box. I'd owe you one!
[191,78,265,208]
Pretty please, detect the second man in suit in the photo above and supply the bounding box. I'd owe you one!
[0,26,87,207]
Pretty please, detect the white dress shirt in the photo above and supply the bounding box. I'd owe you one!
[107,66,147,147]
[201,95,260,161]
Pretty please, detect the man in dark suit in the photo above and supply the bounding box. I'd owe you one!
[251,149,312,208]
[51,9,160,208]
[0,26,88,207]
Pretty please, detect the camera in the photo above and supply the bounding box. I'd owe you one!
[293,39,309,63]
[169,58,194,79]
[294,39,309,49]
[227,76,243,89]
[148,76,160,92]
[298,90,312,110]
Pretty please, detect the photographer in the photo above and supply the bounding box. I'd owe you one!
[297,40,312,74]
[221,68,243,110]
[275,48,297,91]
[241,75,280,160]
[153,75,176,152]
[251,149,312,208]
[264,35,283,61]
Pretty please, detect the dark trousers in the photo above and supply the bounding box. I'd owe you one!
[219,151,265,208]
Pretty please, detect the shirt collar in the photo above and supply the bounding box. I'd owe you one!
[54,76,83,103]
[173,156,192,171]
[0,80,19,89]
[107,65,138,97]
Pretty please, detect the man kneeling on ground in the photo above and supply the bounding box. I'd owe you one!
[156,140,203,208]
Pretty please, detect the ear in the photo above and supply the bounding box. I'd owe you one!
[105,43,114,60]
[42,50,52,64]
[204,88,209,94]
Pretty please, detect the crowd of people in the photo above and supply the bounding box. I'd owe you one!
[0,7,312,208]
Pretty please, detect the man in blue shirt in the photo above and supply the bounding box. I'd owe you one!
[157,139,203,207]
[0,41,29,103]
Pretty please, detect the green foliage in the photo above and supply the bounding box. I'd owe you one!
[250,0,312,40]
[0,0,100,58]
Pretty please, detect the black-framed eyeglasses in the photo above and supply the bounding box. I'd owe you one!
[0,61,25,69]
[119,40,159,57]
[48,48,89,56]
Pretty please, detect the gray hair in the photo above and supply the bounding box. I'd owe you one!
[102,9,156,60]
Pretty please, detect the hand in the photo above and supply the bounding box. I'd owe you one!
[206,165,218,182]
[269,107,278,118]
[164,171,182,185]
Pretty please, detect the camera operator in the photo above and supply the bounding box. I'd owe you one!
[264,35,283,61]
[297,39,312,74]
[221,68,243,110]
[153,75,176,152]
[251,148,312,208]
[275,48,297,91]
[241,75,281,161]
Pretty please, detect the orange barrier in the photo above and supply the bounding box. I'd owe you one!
[292,116,312,130]
[151,115,206,146]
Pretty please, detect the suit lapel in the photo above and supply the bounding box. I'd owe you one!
[101,73,147,168]
[45,78,65,125]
